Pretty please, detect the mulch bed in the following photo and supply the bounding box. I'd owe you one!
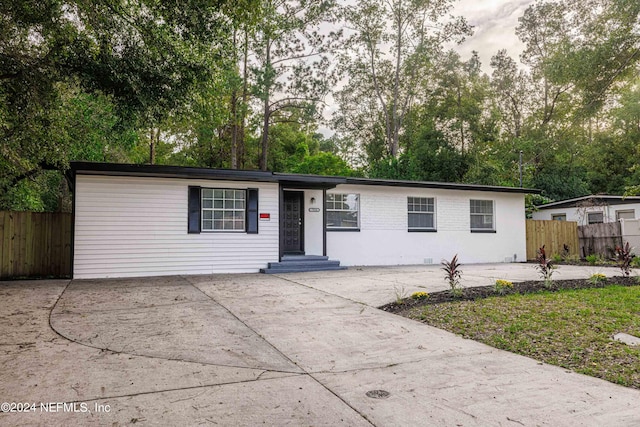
[379,276,639,315]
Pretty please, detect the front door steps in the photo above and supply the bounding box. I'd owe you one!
[260,255,347,274]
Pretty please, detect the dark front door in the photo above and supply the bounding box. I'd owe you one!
[282,191,304,254]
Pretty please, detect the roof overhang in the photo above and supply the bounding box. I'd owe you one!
[70,162,279,183]
[536,195,640,210]
[342,177,539,194]
[70,162,540,194]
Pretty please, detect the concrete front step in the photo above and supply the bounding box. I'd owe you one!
[266,260,341,269]
[260,255,346,274]
[260,265,347,274]
[280,255,329,262]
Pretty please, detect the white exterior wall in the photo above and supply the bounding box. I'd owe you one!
[326,184,526,266]
[74,175,279,279]
[302,189,324,256]
[532,203,640,225]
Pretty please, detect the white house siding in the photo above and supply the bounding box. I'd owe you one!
[326,184,526,266]
[74,175,279,279]
[532,203,640,225]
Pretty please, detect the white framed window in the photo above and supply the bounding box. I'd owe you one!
[587,212,604,224]
[552,214,566,221]
[201,189,246,231]
[470,199,494,231]
[408,197,435,230]
[326,193,359,229]
[616,210,635,221]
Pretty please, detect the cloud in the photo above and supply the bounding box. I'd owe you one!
[450,0,532,71]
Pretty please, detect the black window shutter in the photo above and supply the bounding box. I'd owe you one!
[246,188,259,234]
[188,186,201,234]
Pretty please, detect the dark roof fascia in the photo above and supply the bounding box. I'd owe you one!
[274,172,346,190]
[342,177,540,194]
[71,162,280,183]
[70,162,539,194]
[537,195,640,210]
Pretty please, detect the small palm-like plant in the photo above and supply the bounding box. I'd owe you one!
[442,254,463,297]
[535,245,555,287]
[613,242,634,277]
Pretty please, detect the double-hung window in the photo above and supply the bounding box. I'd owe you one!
[470,199,494,231]
[408,197,435,231]
[587,212,604,224]
[202,189,246,231]
[616,210,635,221]
[326,193,359,230]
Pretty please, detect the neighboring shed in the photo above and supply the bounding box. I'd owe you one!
[69,162,538,279]
[532,195,640,226]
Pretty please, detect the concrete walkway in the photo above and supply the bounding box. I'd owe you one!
[1,264,639,425]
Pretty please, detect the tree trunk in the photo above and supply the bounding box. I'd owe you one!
[390,1,402,157]
[149,128,156,165]
[458,84,465,153]
[259,37,271,171]
[230,29,239,169]
[239,29,249,169]
[260,98,270,171]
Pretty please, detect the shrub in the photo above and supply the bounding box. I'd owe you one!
[561,244,570,260]
[564,254,580,263]
[535,245,555,288]
[588,273,607,285]
[586,254,599,265]
[494,279,514,295]
[411,291,429,300]
[551,253,562,263]
[441,254,463,297]
[613,242,634,277]
[393,284,408,304]
[631,256,640,269]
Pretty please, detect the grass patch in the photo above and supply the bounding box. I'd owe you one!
[409,285,640,389]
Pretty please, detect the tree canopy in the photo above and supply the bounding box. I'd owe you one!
[2,0,639,211]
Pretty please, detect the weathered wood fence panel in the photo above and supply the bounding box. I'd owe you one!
[526,220,580,261]
[0,211,72,279]
[578,222,622,259]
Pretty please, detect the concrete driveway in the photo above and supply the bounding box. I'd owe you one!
[1,264,639,426]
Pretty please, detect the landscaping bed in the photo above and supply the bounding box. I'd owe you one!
[379,275,639,314]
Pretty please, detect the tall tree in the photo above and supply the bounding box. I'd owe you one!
[428,50,490,153]
[517,1,574,130]
[556,0,640,114]
[490,50,531,140]
[338,0,471,157]
[1,0,260,201]
[251,0,338,171]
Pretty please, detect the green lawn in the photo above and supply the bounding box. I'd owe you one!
[410,285,640,389]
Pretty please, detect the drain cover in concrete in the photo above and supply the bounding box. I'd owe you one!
[366,390,390,399]
[613,333,640,346]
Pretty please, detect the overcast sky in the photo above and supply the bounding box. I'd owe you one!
[449,0,531,71]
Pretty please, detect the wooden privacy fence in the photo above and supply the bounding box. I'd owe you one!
[578,222,622,259]
[526,220,580,261]
[0,211,72,279]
